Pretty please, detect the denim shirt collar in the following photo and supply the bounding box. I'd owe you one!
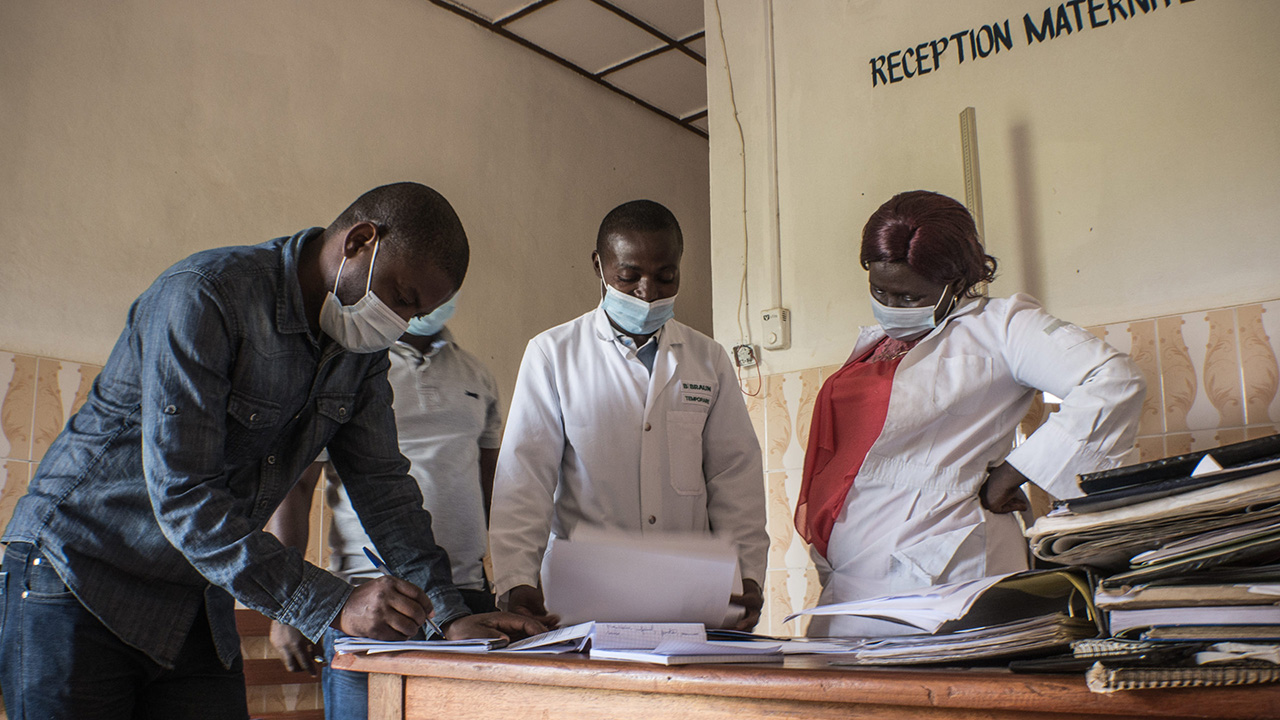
[276,227,324,340]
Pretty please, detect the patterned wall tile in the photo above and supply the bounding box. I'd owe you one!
[1247,425,1279,440]
[1,353,38,461]
[1201,309,1246,429]
[761,567,791,636]
[743,387,767,457]
[0,460,32,531]
[764,374,793,472]
[31,359,100,461]
[1164,433,1193,456]
[1156,316,1198,433]
[1123,320,1164,436]
[764,470,792,571]
[1134,436,1165,463]
[1241,301,1280,426]
[793,368,821,454]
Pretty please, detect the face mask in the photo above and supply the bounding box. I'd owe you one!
[870,287,955,340]
[406,294,457,337]
[600,281,676,336]
[319,239,408,353]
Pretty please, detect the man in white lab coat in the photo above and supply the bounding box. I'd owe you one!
[489,200,769,629]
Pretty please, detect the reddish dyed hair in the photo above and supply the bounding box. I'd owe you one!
[860,190,997,297]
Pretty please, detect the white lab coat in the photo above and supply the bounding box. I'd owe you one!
[812,293,1145,636]
[489,307,769,598]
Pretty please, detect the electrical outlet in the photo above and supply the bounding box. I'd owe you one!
[733,343,758,368]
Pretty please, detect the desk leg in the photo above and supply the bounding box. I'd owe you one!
[368,672,405,720]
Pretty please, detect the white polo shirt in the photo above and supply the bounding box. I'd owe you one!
[327,329,503,589]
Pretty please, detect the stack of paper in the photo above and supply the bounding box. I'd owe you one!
[785,569,1100,664]
[1026,435,1280,645]
[590,639,783,665]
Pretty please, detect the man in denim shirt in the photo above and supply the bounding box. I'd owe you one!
[0,182,541,719]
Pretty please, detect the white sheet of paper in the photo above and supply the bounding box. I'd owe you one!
[543,529,738,627]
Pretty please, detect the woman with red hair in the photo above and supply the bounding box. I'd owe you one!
[795,190,1145,636]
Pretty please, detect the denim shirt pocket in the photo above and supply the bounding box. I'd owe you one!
[315,394,356,426]
[225,390,282,458]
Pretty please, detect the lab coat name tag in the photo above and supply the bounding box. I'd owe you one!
[681,381,713,408]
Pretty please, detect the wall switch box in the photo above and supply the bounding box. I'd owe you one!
[761,308,790,350]
[733,343,758,368]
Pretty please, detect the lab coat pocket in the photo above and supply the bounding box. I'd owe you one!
[886,522,983,590]
[666,411,708,496]
[930,356,993,416]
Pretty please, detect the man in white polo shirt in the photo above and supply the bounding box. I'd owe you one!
[267,295,503,719]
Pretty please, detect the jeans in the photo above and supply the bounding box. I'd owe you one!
[0,543,249,720]
[322,588,497,720]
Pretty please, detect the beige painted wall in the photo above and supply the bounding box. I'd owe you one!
[0,0,711,406]
[706,0,1280,374]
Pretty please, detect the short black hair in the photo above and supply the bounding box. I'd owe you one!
[596,199,683,258]
[331,182,469,288]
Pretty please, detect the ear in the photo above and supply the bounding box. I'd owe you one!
[341,222,379,259]
[591,251,603,280]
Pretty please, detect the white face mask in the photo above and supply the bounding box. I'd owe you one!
[600,281,677,336]
[870,287,955,340]
[319,239,408,353]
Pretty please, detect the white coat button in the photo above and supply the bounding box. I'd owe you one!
[648,515,657,525]
[21,591,29,599]
[267,455,276,465]
[644,423,652,432]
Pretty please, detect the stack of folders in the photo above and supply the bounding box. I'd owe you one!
[1025,434,1280,689]
[786,569,1101,665]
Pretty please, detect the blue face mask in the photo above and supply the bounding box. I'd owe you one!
[869,286,957,340]
[406,294,457,337]
[601,282,676,336]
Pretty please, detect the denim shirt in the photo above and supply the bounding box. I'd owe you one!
[2,228,468,669]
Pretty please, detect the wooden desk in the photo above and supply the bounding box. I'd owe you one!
[333,650,1280,720]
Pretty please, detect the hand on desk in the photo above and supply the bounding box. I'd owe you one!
[979,462,1031,514]
[270,620,321,676]
[443,611,546,642]
[506,584,561,628]
[333,575,434,640]
[731,578,764,631]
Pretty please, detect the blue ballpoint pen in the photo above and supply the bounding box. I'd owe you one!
[362,546,446,639]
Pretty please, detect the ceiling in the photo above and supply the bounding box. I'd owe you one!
[427,0,709,138]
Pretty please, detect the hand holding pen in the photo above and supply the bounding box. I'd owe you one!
[329,548,439,641]
[363,547,446,639]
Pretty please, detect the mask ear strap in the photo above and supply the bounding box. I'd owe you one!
[332,255,348,295]
[364,238,381,295]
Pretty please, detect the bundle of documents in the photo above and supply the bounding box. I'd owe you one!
[1074,638,1280,693]
[1026,435,1280,652]
[786,569,1101,664]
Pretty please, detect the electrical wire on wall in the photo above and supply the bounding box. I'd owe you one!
[712,0,761,397]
